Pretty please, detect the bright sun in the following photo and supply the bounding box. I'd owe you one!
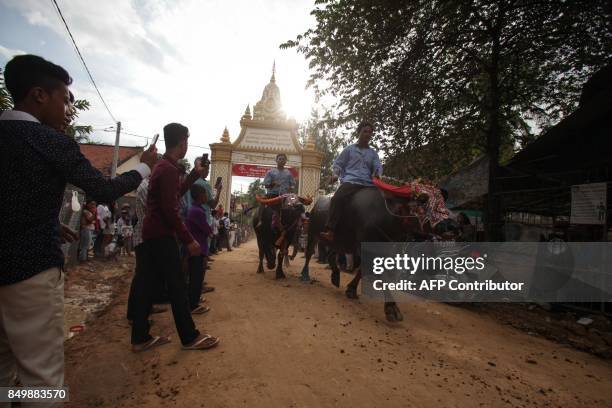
[282,86,315,123]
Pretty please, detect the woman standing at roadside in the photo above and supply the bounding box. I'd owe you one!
[79,200,97,262]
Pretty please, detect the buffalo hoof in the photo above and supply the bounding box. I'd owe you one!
[331,270,340,288]
[384,303,403,322]
[300,272,310,282]
[275,271,286,280]
[256,265,264,274]
[267,262,276,270]
[346,285,358,299]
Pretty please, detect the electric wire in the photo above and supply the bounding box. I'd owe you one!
[50,0,117,123]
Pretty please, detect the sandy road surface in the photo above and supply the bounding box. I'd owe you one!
[65,240,612,407]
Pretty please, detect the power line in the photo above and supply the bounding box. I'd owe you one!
[99,128,211,150]
[51,0,117,123]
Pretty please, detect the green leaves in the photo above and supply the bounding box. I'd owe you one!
[1,68,94,142]
[0,69,13,111]
[284,0,611,180]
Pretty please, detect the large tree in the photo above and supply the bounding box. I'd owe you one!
[0,68,12,111]
[283,0,611,239]
[0,68,93,142]
[299,108,349,193]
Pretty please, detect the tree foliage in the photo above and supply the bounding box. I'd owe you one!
[246,179,266,209]
[64,98,93,143]
[0,68,93,142]
[299,108,349,192]
[283,0,611,179]
[0,68,12,111]
[283,0,611,238]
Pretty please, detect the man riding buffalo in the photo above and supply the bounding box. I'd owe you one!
[305,121,453,322]
[253,152,311,278]
[320,122,382,243]
[263,153,296,198]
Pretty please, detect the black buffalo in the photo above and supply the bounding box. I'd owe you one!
[253,194,310,279]
[300,185,450,322]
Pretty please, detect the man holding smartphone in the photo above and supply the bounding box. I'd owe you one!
[131,123,219,351]
[0,55,158,393]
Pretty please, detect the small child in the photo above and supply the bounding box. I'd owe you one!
[185,184,212,314]
[116,209,134,256]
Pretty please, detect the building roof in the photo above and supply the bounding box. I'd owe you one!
[79,143,144,177]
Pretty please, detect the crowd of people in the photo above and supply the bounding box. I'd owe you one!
[0,52,390,399]
[0,54,254,398]
[76,196,251,263]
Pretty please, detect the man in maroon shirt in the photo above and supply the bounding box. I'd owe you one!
[131,123,220,352]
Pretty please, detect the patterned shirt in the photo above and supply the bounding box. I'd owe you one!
[263,167,296,195]
[0,110,149,285]
[332,143,382,186]
[133,177,149,247]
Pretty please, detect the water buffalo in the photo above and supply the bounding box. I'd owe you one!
[300,183,450,322]
[253,193,311,279]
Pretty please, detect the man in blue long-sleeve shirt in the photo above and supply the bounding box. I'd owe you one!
[320,122,382,242]
[263,153,295,197]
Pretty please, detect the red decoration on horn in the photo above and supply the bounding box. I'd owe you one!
[255,195,284,205]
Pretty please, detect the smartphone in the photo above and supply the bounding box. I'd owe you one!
[215,176,222,188]
[152,133,160,145]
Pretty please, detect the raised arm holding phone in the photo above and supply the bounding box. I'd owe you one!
[0,54,157,393]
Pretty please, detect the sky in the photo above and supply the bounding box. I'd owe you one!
[0,0,320,192]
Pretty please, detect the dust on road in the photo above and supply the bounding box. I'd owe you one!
[65,240,612,407]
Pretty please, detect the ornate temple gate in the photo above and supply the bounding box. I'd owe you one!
[209,67,323,211]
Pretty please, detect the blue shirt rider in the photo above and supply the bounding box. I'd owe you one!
[257,153,296,230]
[320,122,382,242]
[263,153,296,197]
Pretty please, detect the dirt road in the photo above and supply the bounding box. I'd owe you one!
[65,240,612,407]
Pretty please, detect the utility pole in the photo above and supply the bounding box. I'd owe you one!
[110,121,121,178]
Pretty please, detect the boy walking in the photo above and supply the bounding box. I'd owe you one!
[185,184,212,314]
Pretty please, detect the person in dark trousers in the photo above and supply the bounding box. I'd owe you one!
[219,212,232,251]
[185,184,212,313]
[0,54,157,391]
[320,122,382,243]
[130,122,219,352]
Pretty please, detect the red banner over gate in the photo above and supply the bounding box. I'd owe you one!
[232,163,298,179]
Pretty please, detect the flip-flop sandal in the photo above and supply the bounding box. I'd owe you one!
[201,286,215,294]
[182,334,220,350]
[132,335,171,353]
[191,305,211,315]
[199,296,207,303]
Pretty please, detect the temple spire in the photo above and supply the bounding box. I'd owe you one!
[253,62,285,121]
[242,104,252,120]
[221,126,230,143]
